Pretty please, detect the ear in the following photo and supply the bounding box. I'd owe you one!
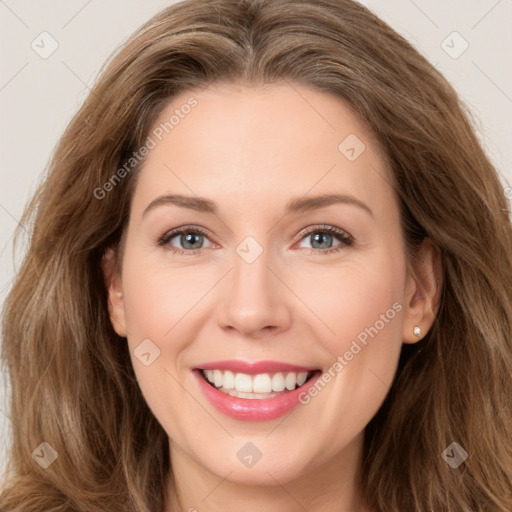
[402,238,443,343]
[101,247,128,338]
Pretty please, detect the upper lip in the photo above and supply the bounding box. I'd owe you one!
[194,360,319,375]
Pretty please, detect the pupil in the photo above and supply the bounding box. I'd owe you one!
[182,233,202,249]
[312,232,332,249]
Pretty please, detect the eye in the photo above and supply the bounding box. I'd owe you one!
[295,224,354,254]
[157,225,214,255]
[157,224,354,256]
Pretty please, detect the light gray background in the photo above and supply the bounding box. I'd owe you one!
[1,0,511,477]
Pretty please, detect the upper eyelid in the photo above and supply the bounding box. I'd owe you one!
[299,224,352,238]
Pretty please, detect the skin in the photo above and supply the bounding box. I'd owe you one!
[103,82,441,512]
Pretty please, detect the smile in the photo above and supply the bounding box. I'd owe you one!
[193,360,322,421]
[201,369,312,398]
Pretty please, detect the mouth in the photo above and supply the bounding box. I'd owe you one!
[192,361,324,421]
[198,368,321,400]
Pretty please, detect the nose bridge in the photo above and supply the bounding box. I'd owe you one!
[215,235,292,336]
[233,240,271,294]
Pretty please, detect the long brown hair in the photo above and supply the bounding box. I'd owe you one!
[1,0,511,510]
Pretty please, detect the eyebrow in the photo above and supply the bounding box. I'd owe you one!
[142,193,373,218]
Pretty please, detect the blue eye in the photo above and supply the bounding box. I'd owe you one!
[157,226,211,255]
[297,225,353,253]
[157,224,353,256]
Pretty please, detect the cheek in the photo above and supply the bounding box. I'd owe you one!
[326,278,403,357]
[118,251,196,436]
[120,248,191,340]
[298,252,406,419]
[297,254,405,355]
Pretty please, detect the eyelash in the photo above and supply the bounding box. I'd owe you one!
[157,224,354,256]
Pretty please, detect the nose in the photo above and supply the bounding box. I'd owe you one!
[215,249,292,339]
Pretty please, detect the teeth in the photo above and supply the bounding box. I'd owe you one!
[213,369,223,388]
[297,371,308,386]
[223,370,235,390]
[235,373,253,392]
[220,388,283,399]
[271,373,286,392]
[202,369,310,394]
[285,372,296,390]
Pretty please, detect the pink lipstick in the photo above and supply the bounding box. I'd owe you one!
[192,360,321,421]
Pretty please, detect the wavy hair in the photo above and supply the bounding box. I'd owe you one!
[1,0,511,510]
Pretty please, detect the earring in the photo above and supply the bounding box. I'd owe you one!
[413,326,421,337]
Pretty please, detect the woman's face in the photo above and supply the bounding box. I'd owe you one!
[105,82,434,491]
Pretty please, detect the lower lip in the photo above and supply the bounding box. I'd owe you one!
[193,369,321,421]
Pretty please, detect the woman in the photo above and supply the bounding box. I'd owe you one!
[1,0,511,511]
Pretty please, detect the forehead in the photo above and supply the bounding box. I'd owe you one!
[131,82,396,219]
